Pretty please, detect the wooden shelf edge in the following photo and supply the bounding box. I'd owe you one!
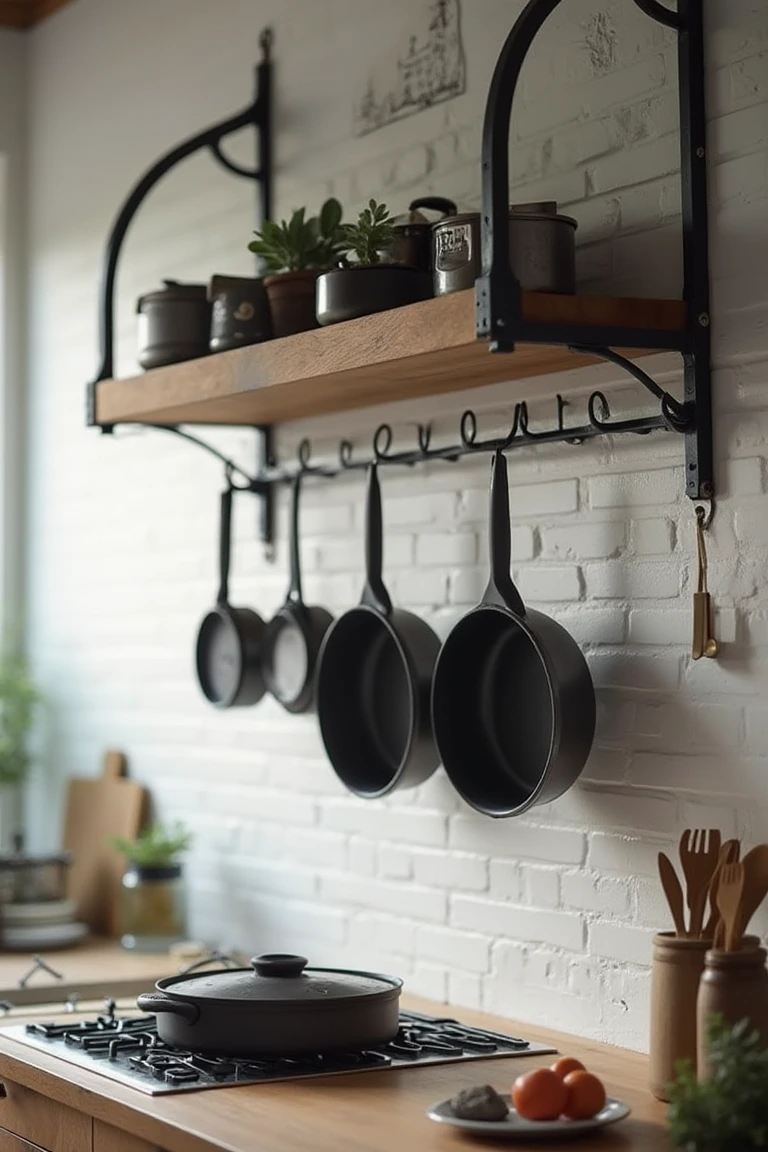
[95,290,687,428]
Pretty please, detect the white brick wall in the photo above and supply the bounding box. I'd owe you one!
[18,0,768,1053]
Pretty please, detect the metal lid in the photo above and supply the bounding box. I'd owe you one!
[137,279,209,311]
[160,954,402,1005]
[432,203,578,230]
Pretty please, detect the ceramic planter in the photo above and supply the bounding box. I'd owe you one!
[316,265,432,326]
[263,271,320,338]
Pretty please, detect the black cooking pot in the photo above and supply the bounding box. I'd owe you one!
[136,953,402,1056]
[431,450,595,817]
[388,196,458,271]
[315,465,441,797]
[136,279,211,370]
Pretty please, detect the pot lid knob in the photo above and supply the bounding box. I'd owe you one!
[251,953,308,978]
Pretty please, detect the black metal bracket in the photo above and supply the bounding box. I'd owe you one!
[476,0,713,501]
[87,27,273,428]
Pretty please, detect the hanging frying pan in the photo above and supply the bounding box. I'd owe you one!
[431,451,595,817]
[195,485,265,708]
[316,465,440,797]
[262,474,333,713]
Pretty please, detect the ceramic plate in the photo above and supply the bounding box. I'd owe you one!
[1,898,76,926]
[1,920,88,951]
[427,1095,631,1141]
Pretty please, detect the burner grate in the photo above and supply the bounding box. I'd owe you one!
[0,1008,556,1095]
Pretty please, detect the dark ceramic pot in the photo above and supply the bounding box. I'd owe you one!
[316,265,433,326]
[208,275,272,352]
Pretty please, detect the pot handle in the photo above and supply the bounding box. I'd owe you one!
[136,992,200,1024]
[408,196,458,219]
[286,473,304,605]
[360,465,393,616]
[217,486,233,607]
[482,451,526,616]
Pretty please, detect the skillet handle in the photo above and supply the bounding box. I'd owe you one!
[217,486,233,606]
[408,196,458,218]
[483,451,526,615]
[286,472,304,604]
[360,465,393,615]
[136,992,200,1024]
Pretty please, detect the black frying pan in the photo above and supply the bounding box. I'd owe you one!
[431,451,595,817]
[316,465,440,797]
[195,486,265,708]
[262,474,333,713]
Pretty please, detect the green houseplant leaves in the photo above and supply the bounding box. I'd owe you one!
[248,198,345,273]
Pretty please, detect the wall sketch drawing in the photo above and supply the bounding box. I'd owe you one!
[354,0,466,137]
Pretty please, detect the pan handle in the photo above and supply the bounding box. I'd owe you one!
[136,992,200,1023]
[360,465,393,615]
[286,473,304,604]
[483,452,526,616]
[217,486,233,606]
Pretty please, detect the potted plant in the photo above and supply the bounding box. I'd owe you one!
[248,198,345,337]
[0,647,42,853]
[316,199,433,326]
[667,1014,768,1151]
[113,821,192,952]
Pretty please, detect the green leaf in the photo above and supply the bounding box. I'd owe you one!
[112,821,192,866]
[319,197,342,237]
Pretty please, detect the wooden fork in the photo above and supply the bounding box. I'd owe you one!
[679,828,722,937]
[703,838,740,940]
[716,861,745,952]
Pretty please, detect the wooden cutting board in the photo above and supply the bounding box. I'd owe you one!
[63,750,148,937]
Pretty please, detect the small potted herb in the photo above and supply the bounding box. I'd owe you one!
[248,198,345,337]
[316,199,433,326]
[0,646,42,853]
[667,1015,768,1151]
[113,822,192,952]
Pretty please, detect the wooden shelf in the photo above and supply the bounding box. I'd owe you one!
[95,290,687,428]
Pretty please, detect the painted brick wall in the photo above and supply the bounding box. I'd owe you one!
[20,0,768,1050]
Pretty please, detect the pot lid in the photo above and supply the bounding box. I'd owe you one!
[160,954,401,1004]
[137,279,209,309]
[392,196,458,228]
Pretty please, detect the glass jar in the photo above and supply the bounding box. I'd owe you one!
[696,943,768,1078]
[120,863,187,952]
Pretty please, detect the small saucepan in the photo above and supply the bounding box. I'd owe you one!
[431,451,595,817]
[316,465,441,797]
[195,486,265,708]
[262,472,333,713]
[137,953,402,1056]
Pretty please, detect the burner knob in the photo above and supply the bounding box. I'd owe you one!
[251,954,307,978]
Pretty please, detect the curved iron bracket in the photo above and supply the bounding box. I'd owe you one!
[87,28,273,425]
[475,0,712,502]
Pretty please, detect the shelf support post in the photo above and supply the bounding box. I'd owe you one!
[87,29,273,429]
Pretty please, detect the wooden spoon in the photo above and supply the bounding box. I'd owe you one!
[716,861,745,952]
[658,851,687,937]
[737,844,768,937]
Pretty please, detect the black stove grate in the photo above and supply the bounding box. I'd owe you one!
[3,1008,556,1095]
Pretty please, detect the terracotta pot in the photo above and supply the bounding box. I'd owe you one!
[696,942,768,1079]
[263,271,320,338]
[649,931,711,1101]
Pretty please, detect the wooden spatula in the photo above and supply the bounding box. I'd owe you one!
[716,861,745,952]
[658,851,687,937]
[737,844,768,937]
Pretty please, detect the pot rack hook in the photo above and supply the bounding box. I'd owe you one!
[694,498,715,531]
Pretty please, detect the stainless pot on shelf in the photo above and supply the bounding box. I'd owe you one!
[136,279,212,370]
[137,953,403,1056]
[432,201,577,296]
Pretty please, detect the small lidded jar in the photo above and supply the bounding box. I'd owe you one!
[696,943,768,1078]
[121,862,187,953]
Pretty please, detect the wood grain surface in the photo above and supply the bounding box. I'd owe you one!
[0,995,671,1152]
[0,0,75,28]
[0,1080,91,1151]
[0,936,184,1006]
[95,291,687,428]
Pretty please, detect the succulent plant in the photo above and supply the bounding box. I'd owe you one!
[340,199,396,266]
[113,821,192,866]
[248,198,345,273]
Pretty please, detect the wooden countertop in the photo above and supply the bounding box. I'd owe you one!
[0,995,670,1152]
[0,937,186,1006]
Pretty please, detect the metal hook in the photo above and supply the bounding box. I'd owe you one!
[297,438,312,471]
[694,499,715,530]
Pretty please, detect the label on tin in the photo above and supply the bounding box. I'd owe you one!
[435,223,473,271]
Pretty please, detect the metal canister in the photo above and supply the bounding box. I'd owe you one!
[136,279,212,370]
[208,275,272,352]
[432,201,577,296]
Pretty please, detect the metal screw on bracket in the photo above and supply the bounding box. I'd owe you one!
[698,312,710,327]
[696,146,705,158]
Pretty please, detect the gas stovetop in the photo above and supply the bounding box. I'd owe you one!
[1,1005,556,1095]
